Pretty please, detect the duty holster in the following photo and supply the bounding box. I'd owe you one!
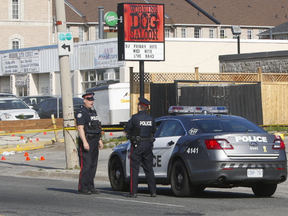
[130,136,155,147]
[130,136,141,147]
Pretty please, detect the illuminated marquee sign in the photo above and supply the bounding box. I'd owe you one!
[118,3,165,61]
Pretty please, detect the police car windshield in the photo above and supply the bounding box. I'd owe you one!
[193,119,265,133]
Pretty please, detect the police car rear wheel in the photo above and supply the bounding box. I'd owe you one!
[171,160,191,197]
[109,157,129,191]
[251,183,277,197]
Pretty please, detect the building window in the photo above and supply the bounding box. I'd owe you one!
[82,71,97,91]
[12,0,19,19]
[209,28,214,38]
[194,28,201,38]
[95,26,99,40]
[247,30,252,39]
[220,29,225,38]
[12,39,20,49]
[79,26,84,42]
[165,28,171,38]
[67,26,70,32]
[81,69,119,91]
[181,28,187,38]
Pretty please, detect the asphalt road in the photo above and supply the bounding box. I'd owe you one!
[0,175,288,216]
[0,133,288,216]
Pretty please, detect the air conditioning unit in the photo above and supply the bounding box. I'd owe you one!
[104,69,116,80]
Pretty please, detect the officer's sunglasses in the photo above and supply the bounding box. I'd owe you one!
[85,97,94,101]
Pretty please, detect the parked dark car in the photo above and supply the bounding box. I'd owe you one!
[21,95,54,109]
[34,97,83,119]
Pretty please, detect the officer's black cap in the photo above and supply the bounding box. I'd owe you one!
[138,97,150,106]
[82,92,95,101]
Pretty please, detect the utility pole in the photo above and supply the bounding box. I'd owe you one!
[98,6,104,39]
[55,0,78,169]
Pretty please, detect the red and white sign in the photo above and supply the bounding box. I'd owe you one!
[118,3,165,61]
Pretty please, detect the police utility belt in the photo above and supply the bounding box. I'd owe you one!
[85,133,101,140]
[130,136,155,147]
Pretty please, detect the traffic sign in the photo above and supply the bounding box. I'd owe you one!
[58,32,74,56]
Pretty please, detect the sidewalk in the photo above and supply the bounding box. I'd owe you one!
[0,141,113,182]
[0,130,124,154]
[0,131,122,182]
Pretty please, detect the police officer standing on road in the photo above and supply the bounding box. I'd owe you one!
[124,97,157,198]
[76,92,103,195]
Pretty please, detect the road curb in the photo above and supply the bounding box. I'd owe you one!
[18,170,109,182]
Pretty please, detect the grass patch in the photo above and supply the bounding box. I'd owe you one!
[263,125,288,133]
[102,136,127,147]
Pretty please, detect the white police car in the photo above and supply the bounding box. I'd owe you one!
[108,106,287,197]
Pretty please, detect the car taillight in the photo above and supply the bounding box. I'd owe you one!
[205,139,234,150]
[273,137,285,150]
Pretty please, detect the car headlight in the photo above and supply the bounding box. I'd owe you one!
[34,111,39,118]
[0,113,14,120]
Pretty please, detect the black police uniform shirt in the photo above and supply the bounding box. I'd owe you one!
[125,110,156,138]
[76,106,100,135]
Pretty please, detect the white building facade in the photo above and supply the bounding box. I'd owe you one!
[1,38,288,97]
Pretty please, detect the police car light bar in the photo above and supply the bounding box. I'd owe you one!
[168,106,228,114]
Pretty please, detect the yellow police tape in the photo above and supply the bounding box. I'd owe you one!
[0,127,124,136]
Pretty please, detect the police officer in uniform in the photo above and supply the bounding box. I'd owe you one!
[76,92,103,195]
[124,97,157,198]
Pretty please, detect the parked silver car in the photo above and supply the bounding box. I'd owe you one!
[0,98,40,120]
[0,93,17,98]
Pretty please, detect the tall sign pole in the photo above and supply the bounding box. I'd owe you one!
[55,0,78,169]
[139,61,144,97]
[231,26,242,54]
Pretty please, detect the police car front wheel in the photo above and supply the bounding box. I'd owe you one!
[109,157,129,192]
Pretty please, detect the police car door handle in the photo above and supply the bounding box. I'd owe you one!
[168,141,175,146]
